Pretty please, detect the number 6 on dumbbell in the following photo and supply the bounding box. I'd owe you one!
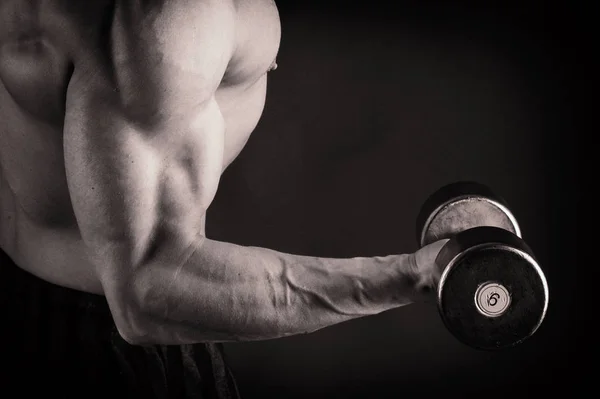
[416,182,549,350]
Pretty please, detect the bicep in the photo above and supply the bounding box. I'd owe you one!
[63,80,163,274]
[64,0,235,274]
[64,78,225,288]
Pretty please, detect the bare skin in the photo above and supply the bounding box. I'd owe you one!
[0,0,447,345]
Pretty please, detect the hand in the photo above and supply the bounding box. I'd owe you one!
[411,239,450,303]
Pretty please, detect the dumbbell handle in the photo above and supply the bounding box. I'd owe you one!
[436,226,537,270]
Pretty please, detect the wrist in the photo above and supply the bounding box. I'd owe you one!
[387,253,433,305]
[410,239,450,303]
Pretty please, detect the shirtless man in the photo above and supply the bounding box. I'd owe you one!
[0,0,447,397]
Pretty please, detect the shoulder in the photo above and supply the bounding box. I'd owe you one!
[111,0,238,76]
[50,0,239,126]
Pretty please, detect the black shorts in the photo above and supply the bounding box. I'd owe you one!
[0,249,240,399]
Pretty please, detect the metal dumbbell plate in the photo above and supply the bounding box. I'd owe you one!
[436,226,548,350]
[416,181,521,247]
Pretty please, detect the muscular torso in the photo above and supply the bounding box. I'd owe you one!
[0,0,280,294]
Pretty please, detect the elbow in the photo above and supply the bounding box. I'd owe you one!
[103,272,161,346]
[112,298,155,346]
[116,321,152,346]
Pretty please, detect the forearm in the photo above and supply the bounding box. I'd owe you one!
[122,236,425,345]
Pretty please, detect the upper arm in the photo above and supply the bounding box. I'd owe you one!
[63,0,235,306]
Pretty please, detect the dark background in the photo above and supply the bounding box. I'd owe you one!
[208,1,582,398]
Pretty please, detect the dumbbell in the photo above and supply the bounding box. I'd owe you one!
[416,182,549,350]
